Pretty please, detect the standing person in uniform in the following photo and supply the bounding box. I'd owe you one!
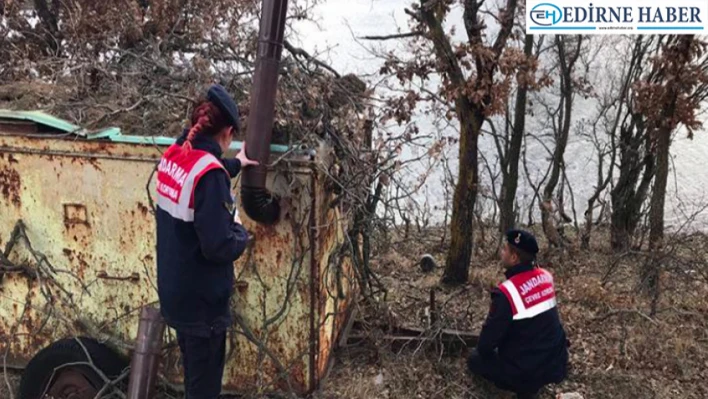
[467,229,569,399]
[155,84,259,399]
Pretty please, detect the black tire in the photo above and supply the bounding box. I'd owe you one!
[18,337,129,399]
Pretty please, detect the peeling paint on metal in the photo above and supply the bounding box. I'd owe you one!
[0,165,21,207]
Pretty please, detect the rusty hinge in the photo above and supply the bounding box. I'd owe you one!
[97,271,140,282]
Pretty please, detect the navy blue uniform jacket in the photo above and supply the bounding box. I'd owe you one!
[477,262,569,387]
[156,132,249,337]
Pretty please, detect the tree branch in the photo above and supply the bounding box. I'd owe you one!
[360,31,422,41]
[419,0,465,89]
[283,39,341,78]
[492,0,518,58]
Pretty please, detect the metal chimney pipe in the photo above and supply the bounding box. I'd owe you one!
[126,306,165,399]
[241,0,288,225]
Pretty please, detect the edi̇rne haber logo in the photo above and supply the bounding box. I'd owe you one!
[526,0,708,34]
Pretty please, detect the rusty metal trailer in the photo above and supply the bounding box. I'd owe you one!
[0,110,355,398]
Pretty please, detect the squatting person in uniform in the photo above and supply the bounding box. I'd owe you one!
[155,84,258,398]
[467,229,569,399]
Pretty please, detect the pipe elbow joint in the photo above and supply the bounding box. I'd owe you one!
[241,186,281,225]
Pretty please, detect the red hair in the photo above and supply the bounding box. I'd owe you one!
[182,101,229,151]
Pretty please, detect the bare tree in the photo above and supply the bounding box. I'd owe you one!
[496,34,544,234]
[580,96,617,249]
[610,36,661,251]
[634,35,708,296]
[538,35,584,248]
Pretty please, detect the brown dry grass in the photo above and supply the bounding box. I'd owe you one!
[315,226,708,399]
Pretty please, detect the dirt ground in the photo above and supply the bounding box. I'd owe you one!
[3,228,707,399]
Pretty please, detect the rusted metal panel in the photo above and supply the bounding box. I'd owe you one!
[309,163,358,385]
[0,134,167,372]
[0,123,354,395]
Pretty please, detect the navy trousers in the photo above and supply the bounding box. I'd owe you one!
[176,331,227,399]
[467,350,541,398]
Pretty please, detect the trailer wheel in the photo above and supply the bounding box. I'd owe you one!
[18,337,128,399]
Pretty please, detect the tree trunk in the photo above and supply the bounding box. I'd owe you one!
[611,121,655,251]
[442,109,481,285]
[581,154,604,249]
[611,167,654,251]
[499,34,533,234]
[643,128,670,294]
[610,184,634,250]
[609,37,657,251]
